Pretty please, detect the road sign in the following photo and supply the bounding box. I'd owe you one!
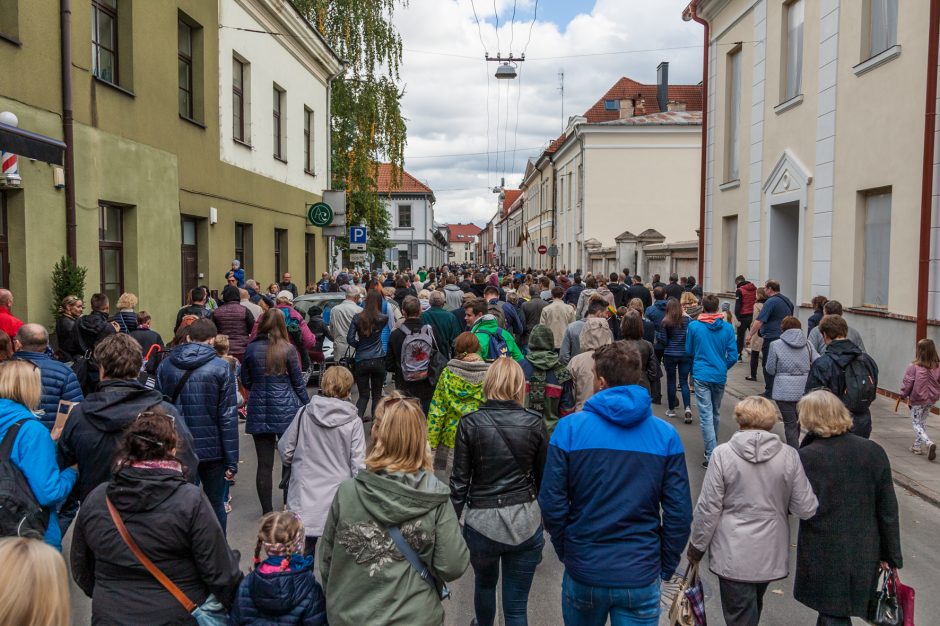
[349,226,368,244]
[538,244,548,255]
[548,245,559,257]
[349,252,368,262]
[307,202,333,227]
[350,242,367,251]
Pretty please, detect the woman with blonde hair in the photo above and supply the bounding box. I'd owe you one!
[279,366,364,556]
[451,358,548,626]
[680,290,701,319]
[0,537,70,626]
[320,398,469,626]
[793,390,902,626]
[687,396,817,626]
[113,292,139,333]
[0,360,77,548]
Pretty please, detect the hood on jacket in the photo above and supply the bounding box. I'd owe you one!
[473,315,500,333]
[579,317,613,351]
[583,385,652,429]
[250,559,317,617]
[825,338,865,367]
[528,324,555,352]
[696,313,725,330]
[653,300,668,311]
[0,398,38,432]
[446,358,489,384]
[78,311,110,335]
[738,281,756,294]
[353,469,450,526]
[444,284,463,293]
[728,429,783,463]
[303,394,359,428]
[779,328,808,348]
[81,380,169,433]
[167,342,217,370]
[107,467,187,513]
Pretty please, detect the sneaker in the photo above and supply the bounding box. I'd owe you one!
[666,409,677,419]
[684,407,693,423]
[928,441,937,461]
[701,460,709,469]
[911,446,924,455]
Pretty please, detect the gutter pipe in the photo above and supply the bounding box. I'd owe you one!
[917,0,940,340]
[61,0,76,263]
[686,1,708,286]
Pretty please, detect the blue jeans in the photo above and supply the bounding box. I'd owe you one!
[197,460,228,533]
[663,355,692,410]
[694,379,725,459]
[464,524,544,626]
[561,573,661,626]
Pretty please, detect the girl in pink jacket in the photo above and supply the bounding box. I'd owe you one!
[900,338,940,460]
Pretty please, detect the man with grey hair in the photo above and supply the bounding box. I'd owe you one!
[245,279,262,304]
[422,289,461,359]
[13,323,83,428]
[238,288,262,321]
[329,285,362,362]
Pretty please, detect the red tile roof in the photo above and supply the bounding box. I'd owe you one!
[582,77,703,123]
[374,163,434,195]
[446,223,482,243]
[502,190,522,212]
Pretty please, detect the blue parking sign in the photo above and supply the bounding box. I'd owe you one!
[350,226,368,243]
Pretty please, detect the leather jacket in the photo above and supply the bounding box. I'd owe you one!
[450,399,548,516]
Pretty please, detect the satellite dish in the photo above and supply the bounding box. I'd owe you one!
[495,62,517,80]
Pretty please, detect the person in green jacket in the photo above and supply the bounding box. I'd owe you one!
[521,324,575,435]
[320,397,470,626]
[464,298,524,362]
[421,291,462,360]
[427,332,490,479]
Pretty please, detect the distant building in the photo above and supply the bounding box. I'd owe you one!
[446,223,482,265]
[376,163,447,270]
[494,190,523,267]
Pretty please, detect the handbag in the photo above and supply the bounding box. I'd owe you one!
[106,496,228,625]
[667,562,706,626]
[871,569,906,626]
[895,570,916,626]
[337,346,356,373]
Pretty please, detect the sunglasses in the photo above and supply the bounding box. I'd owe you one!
[136,410,175,424]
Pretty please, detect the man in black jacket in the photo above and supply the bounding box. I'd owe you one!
[563,275,585,307]
[75,292,117,350]
[175,287,211,332]
[626,275,653,310]
[58,334,198,506]
[607,272,629,309]
[664,273,684,301]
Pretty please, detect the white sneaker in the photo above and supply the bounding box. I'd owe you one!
[911,446,924,455]
[684,407,693,423]
[666,409,677,418]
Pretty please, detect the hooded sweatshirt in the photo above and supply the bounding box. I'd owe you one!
[567,318,613,411]
[539,385,692,587]
[443,284,465,311]
[690,430,817,582]
[427,357,489,448]
[804,339,879,412]
[766,328,818,402]
[320,470,470,626]
[471,315,524,361]
[646,300,669,347]
[522,325,574,434]
[685,315,738,384]
[278,395,364,537]
[230,555,327,625]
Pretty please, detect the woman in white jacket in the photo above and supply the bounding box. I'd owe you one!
[279,366,365,556]
[686,396,818,626]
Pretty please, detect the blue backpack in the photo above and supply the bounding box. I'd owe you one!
[481,329,509,361]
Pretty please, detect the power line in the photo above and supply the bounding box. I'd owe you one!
[406,145,544,160]
[485,62,492,187]
[511,67,522,175]
[522,0,539,54]
[492,0,501,53]
[403,40,757,62]
[502,73,511,178]
[468,0,488,53]
[508,0,518,52]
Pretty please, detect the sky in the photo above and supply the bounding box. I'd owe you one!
[392,0,704,227]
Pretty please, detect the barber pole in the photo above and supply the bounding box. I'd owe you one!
[0,112,22,188]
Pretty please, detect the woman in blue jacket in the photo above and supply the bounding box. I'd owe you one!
[243,309,309,516]
[656,298,692,423]
[0,360,77,549]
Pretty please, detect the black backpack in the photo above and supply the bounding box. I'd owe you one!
[841,354,877,413]
[0,420,50,539]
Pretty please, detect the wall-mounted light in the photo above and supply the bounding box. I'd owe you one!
[210,207,218,225]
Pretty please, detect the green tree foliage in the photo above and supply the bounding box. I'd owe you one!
[49,256,87,319]
[296,0,408,266]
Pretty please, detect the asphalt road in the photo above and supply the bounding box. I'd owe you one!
[66,384,940,625]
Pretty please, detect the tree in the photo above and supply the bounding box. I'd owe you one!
[49,256,87,319]
[296,0,408,267]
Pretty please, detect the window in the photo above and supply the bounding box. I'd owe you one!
[178,20,193,119]
[559,178,565,212]
[868,0,898,57]
[783,0,804,100]
[398,204,412,228]
[274,228,287,278]
[273,86,285,160]
[862,190,891,307]
[92,0,118,83]
[0,193,8,289]
[0,0,20,41]
[233,56,247,142]
[604,99,619,111]
[99,203,124,306]
[235,222,252,269]
[723,215,738,292]
[567,172,573,209]
[304,107,314,174]
[725,47,742,181]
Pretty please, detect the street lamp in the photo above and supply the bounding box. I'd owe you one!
[486,53,524,80]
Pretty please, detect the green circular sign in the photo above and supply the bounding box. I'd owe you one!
[307,202,333,227]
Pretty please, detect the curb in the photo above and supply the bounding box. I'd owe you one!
[723,383,940,508]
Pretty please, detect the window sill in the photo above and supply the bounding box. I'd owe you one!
[304,169,317,177]
[273,156,288,164]
[0,32,22,47]
[93,76,135,98]
[233,138,252,149]
[179,115,207,129]
[773,94,803,115]
[719,179,741,191]
[853,45,902,77]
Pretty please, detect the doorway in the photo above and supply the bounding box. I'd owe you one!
[768,201,799,304]
[181,217,199,304]
[305,233,316,289]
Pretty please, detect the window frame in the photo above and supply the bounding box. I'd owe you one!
[235,222,246,265]
[725,46,742,183]
[91,0,119,84]
[273,86,285,161]
[178,19,194,120]
[861,189,892,309]
[398,204,412,229]
[233,56,246,143]
[867,0,899,59]
[303,107,314,174]
[782,0,804,102]
[98,202,125,303]
[274,228,287,278]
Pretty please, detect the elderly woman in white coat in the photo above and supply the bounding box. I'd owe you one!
[686,396,818,626]
[278,366,365,556]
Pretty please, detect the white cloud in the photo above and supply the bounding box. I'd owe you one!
[393,0,703,226]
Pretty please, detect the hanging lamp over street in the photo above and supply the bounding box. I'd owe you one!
[495,62,517,79]
[486,53,524,80]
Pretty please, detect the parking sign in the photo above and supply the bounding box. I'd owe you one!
[350,226,368,244]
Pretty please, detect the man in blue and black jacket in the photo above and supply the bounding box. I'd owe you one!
[539,341,692,624]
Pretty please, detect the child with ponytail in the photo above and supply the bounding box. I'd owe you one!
[229,511,327,625]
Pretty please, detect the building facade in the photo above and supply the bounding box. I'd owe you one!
[376,163,445,271]
[0,0,341,337]
[446,223,481,265]
[691,0,938,393]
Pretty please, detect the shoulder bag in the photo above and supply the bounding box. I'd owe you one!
[667,561,707,626]
[106,496,228,625]
[387,525,450,600]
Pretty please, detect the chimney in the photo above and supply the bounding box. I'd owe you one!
[667,100,687,112]
[657,61,669,113]
[635,95,646,116]
[619,99,635,119]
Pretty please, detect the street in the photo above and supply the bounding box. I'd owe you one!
[65,366,940,625]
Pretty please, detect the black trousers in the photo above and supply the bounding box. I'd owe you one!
[354,358,386,418]
[252,433,286,515]
[651,349,665,403]
[761,338,778,395]
[777,400,801,448]
[737,314,752,357]
[749,350,763,379]
[718,577,769,626]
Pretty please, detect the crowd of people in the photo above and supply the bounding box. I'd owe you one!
[0,259,920,625]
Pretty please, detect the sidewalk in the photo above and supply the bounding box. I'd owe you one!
[723,362,940,507]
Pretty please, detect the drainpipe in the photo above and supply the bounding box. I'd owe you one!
[61,0,77,263]
[917,0,940,341]
[685,1,709,287]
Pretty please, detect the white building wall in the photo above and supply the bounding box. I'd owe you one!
[218,0,331,192]
[386,195,439,269]
[746,0,767,283]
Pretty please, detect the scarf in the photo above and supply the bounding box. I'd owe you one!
[130,460,183,473]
